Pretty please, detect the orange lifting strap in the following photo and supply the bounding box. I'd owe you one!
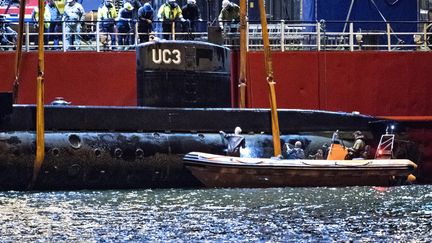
[258,0,281,156]
[238,0,247,108]
[29,0,46,189]
[12,0,27,103]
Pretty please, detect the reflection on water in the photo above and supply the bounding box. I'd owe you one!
[0,186,431,241]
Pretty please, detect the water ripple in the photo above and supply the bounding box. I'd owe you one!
[0,185,431,241]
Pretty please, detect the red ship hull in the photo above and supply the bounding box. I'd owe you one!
[1,50,432,183]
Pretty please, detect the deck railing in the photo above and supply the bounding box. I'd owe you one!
[0,19,431,52]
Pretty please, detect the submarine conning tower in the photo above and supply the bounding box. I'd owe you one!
[136,41,231,108]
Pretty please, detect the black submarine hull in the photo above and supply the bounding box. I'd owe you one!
[0,105,407,190]
[0,42,419,190]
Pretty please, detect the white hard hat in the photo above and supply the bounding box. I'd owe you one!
[66,0,73,3]
[187,0,196,4]
[222,0,230,8]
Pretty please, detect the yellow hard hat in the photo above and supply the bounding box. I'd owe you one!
[124,2,134,11]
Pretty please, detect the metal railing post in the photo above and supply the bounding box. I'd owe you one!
[25,23,30,52]
[349,22,354,51]
[62,21,66,52]
[135,21,139,46]
[423,22,428,50]
[96,21,100,52]
[317,22,321,51]
[386,22,391,51]
[246,21,249,52]
[7,19,432,53]
[281,20,285,52]
[172,21,175,40]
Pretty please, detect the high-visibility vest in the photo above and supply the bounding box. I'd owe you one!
[98,5,118,21]
[157,3,183,21]
[32,6,51,29]
[54,0,65,15]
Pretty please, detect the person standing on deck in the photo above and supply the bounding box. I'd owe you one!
[181,0,202,39]
[62,0,85,50]
[123,0,143,42]
[157,0,185,40]
[31,3,51,46]
[123,0,143,19]
[98,0,118,48]
[137,0,154,43]
[218,0,240,32]
[46,0,62,50]
[117,2,134,48]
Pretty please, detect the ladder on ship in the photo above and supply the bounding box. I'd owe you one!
[375,133,395,159]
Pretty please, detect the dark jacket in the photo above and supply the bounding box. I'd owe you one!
[138,2,154,22]
[182,3,200,21]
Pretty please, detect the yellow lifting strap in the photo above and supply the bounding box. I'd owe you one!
[238,0,247,108]
[29,0,46,189]
[12,0,27,103]
[258,0,281,156]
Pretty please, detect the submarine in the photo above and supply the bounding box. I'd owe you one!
[0,41,420,190]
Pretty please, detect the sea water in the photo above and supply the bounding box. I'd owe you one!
[0,185,431,241]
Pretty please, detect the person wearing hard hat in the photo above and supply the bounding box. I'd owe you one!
[31,2,51,46]
[117,2,134,48]
[137,0,154,43]
[98,0,118,48]
[62,0,85,50]
[123,0,142,19]
[157,0,185,40]
[218,0,240,32]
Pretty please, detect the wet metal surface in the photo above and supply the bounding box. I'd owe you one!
[0,131,346,190]
[1,105,387,134]
[0,186,431,241]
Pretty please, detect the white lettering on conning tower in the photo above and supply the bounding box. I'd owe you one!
[152,49,181,65]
